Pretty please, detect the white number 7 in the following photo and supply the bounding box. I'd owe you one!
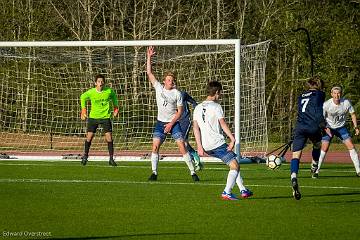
[301,98,309,112]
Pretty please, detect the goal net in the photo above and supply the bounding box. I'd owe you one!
[0,40,270,159]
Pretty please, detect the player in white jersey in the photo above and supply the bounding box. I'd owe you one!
[146,46,199,182]
[193,81,252,200]
[314,86,360,177]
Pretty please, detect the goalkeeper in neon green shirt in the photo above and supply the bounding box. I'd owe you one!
[80,74,119,166]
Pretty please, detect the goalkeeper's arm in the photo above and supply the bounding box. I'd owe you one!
[80,91,89,120]
[111,89,119,117]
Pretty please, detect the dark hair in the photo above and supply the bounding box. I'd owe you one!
[305,76,323,90]
[95,74,105,82]
[207,81,222,96]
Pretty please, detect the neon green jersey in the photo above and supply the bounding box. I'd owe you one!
[80,87,119,119]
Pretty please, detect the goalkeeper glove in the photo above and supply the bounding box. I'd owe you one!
[113,107,119,117]
[81,108,87,120]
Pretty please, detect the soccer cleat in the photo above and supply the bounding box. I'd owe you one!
[240,189,253,198]
[310,164,318,174]
[109,157,117,166]
[356,172,360,177]
[148,173,157,181]
[192,151,204,171]
[195,162,204,172]
[81,155,88,166]
[221,191,239,201]
[312,172,319,179]
[291,178,301,200]
[191,173,200,182]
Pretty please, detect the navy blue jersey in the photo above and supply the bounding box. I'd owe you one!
[179,91,197,122]
[292,89,325,151]
[296,90,325,129]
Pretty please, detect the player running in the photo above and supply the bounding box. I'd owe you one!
[146,46,199,182]
[193,81,253,200]
[289,76,330,200]
[80,74,119,166]
[314,86,360,177]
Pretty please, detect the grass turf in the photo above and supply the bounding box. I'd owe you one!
[0,160,359,240]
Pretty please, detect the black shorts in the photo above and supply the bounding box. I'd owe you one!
[292,126,322,152]
[87,118,112,133]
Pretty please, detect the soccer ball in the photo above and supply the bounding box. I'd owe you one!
[266,155,282,170]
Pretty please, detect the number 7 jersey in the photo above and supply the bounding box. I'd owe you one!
[296,90,326,129]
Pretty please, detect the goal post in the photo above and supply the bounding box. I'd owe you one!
[0,39,270,161]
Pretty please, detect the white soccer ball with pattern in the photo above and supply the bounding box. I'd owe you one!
[266,155,282,170]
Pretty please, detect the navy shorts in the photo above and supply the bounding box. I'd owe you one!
[205,144,237,165]
[292,127,322,152]
[179,119,191,140]
[322,126,351,142]
[153,121,184,143]
[87,118,112,133]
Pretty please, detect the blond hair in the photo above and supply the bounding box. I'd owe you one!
[331,86,342,93]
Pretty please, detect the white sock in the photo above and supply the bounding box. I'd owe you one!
[236,172,246,191]
[224,169,238,194]
[349,149,360,173]
[291,172,297,179]
[316,150,327,173]
[151,152,159,175]
[183,152,195,175]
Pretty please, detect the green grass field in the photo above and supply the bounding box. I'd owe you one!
[0,160,359,240]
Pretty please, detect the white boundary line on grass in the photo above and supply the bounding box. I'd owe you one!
[0,155,225,162]
[0,161,357,173]
[1,178,360,190]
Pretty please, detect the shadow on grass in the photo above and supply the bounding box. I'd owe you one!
[36,232,196,240]
[253,191,360,200]
[313,175,359,179]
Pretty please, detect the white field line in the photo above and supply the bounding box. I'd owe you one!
[0,178,360,190]
[0,161,356,173]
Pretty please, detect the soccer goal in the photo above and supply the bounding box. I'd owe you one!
[0,40,270,161]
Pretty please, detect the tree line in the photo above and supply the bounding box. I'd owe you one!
[0,0,359,143]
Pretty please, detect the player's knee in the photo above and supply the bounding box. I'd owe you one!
[152,141,161,153]
[104,133,112,142]
[344,139,355,150]
[292,150,302,159]
[86,133,94,142]
[228,159,239,170]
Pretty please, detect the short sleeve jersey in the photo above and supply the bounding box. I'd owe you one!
[153,80,183,122]
[193,100,225,151]
[80,87,118,119]
[296,90,326,129]
[323,98,354,129]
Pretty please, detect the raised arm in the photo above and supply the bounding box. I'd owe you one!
[219,118,236,151]
[146,46,156,85]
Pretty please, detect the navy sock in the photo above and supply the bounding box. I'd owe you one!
[186,144,196,155]
[290,158,300,174]
[312,148,320,163]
